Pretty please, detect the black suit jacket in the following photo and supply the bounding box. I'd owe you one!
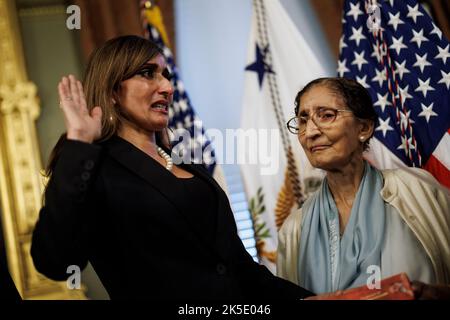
[31,136,312,300]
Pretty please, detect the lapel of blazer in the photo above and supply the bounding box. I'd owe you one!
[105,136,186,213]
[104,136,230,260]
[184,164,236,262]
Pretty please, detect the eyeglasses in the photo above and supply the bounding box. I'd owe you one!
[286,107,353,135]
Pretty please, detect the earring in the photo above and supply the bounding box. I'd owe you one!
[109,115,113,122]
[360,136,365,141]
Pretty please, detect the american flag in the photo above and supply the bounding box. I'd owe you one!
[142,4,216,174]
[339,0,450,188]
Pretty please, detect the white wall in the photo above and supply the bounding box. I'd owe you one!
[174,0,335,132]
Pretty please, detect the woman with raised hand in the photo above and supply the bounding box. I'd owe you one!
[31,35,313,300]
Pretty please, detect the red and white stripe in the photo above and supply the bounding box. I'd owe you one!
[365,131,450,190]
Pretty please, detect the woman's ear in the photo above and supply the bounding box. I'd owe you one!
[112,91,119,105]
[359,119,374,141]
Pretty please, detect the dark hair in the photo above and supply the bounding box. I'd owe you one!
[45,35,170,179]
[83,35,164,141]
[294,77,377,150]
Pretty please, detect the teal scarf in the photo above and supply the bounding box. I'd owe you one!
[298,162,386,294]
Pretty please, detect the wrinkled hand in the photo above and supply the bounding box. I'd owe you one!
[58,74,102,143]
[412,281,450,300]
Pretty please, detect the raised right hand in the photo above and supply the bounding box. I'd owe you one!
[58,74,102,143]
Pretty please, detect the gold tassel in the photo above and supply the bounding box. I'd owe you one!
[275,167,296,230]
[256,241,277,264]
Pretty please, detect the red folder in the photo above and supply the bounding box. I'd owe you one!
[312,273,414,300]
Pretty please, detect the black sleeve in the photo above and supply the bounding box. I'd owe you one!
[233,231,314,300]
[203,163,314,299]
[30,140,102,281]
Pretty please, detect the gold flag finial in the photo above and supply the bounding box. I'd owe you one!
[142,1,171,49]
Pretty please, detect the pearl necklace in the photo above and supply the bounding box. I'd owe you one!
[157,147,173,171]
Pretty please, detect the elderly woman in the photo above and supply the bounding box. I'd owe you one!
[31,35,312,300]
[278,77,450,299]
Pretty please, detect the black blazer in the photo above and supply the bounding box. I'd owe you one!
[31,136,312,300]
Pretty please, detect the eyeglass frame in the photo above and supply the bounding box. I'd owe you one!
[286,107,354,135]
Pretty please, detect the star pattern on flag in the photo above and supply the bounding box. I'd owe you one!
[406,4,423,23]
[389,36,408,55]
[352,50,368,71]
[394,60,411,80]
[435,44,450,64]
[339,0,450,177]
[430,22,443,40]
[347,2,363,21]
[356,75,370,88]
[371,43,384,63]
[374,92,392,112]
[387,12,404,31]
[372,68,387,87]
[337,58,350,76]
[376,116,394,137]
[245,43,275,89]
[439,70,450,89]
[396,84,412,103]
[415,78,435,98]
[413,53,432,73]
[397,136,415,153]
[349,26,366,46]
[339,35,348,53]
[410,29,428,48]
[418,103,438,123]
[398,110,415,130]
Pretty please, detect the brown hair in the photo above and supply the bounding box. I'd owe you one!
[45,35,170,178]
[294,77,377,151]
